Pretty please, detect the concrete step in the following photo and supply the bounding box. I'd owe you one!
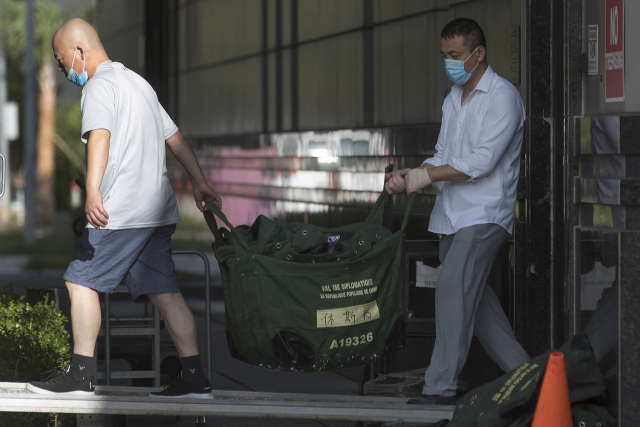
[0,382,453,424]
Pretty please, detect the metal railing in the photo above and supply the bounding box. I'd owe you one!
[102,249,212,385]
[171,249,212,382]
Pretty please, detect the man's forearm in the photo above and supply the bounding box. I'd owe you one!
[419,164,470,182]
[86,129,111,193]
[166,131,207,185]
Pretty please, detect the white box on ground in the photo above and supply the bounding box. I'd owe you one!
[416,262,440,288]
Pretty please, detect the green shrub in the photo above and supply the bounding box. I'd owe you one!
[0,286,75,427]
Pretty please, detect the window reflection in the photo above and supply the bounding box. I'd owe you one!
[580,230,618,364]
[590,116,620,154]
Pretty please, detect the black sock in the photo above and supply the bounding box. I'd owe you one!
[71,353,95,381]
[180,355,205,383]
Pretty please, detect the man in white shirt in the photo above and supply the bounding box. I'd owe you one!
[30,19,221,398]
[386,18,530,405]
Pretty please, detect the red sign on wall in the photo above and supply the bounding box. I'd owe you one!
[605,0,624,102]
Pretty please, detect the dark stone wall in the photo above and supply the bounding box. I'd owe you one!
[523,0,554,356]
[564,0,583,344]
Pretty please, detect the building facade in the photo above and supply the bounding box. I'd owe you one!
[95,0,639,422]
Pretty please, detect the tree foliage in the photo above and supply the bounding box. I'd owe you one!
[1,0,68,223]
[55,100,84,211]
[0,0,67,65]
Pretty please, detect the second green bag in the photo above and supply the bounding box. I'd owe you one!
[204,191,415,371]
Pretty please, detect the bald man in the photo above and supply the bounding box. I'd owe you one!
[29,19,221,398]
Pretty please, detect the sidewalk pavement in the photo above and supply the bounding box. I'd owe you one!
[0,254,66,294]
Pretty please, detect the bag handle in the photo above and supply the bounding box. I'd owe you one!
[203,203,251,256]
[366,184,417,232]
[367,171,417,226]
[364,189,389,224]
[399,192,416,233]
[204,191,416,255]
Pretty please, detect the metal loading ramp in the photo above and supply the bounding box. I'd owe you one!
[0,382,454,424]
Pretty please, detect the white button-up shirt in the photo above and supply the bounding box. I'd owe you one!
[424,66,525,235]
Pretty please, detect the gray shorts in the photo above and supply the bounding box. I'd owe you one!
[64,224,180,303]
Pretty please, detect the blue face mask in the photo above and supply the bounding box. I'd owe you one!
[444,47,479,85]
[67,49,88,87]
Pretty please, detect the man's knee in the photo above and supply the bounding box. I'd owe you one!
[148,292,182,306]
[66,280,78,291]
[66,281,97,297]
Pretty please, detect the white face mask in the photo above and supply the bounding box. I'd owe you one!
[67,49,88,87]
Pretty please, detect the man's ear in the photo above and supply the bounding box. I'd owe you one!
[77,45,86,60]
[477,46,486,63]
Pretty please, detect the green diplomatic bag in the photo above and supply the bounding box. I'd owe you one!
[203,191,415,371]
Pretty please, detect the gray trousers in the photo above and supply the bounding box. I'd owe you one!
[423,224,530,397]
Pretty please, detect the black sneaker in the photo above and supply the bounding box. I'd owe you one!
[28,365,95,395]
[151,375,213,399]
[408,393,459,406]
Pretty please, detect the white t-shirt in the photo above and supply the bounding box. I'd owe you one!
[81,61,180,229]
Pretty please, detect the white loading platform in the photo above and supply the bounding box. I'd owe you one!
[0,382,454,424]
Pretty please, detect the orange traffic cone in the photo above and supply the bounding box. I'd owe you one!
[531,352,573,427]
